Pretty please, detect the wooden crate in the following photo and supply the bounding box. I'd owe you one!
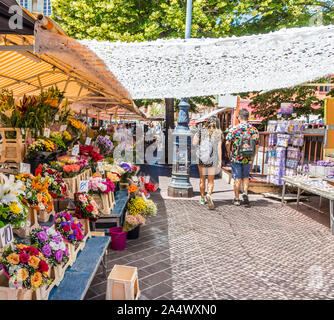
[106,265,140,300]
[0,271,33,300]
[0,128,24,163]
[63,169,92,199]
[37,206,55,223]
[52,260,71,287]
[13,207,39,238]
[67,218,91,266]
[92,193,114,215]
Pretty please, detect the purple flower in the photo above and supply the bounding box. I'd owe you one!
[41,244,52,258]
[68,234,75,240]
[54,250,63,263]
[42,226,48,231]
[64,247,69,256]
[120,163,132,172]
[52,235,61,244]
[36,231,48,243]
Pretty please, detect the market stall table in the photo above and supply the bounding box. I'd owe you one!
[48,235,110,300]
[281,176,334,234]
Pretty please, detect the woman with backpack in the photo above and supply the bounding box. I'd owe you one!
[193,116,222,209]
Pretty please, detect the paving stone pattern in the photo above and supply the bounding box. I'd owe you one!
[85,187,334,300]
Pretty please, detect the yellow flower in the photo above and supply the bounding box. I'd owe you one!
[7,253,19,265]
[16,268,28,282]
[28,256,40,268]
[30,272,42,288]
[10,202,21,215]
[16,244,28,250]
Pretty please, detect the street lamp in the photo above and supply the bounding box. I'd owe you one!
[168,0,194,198]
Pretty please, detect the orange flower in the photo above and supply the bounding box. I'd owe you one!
[7,253,19,265]
[17,268,28,282]
[28,256,40,268]
[128,184,138,194]
[30,272,42,288]
[17,244,28,250]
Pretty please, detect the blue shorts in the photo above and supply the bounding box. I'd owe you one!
[231,162,251,179]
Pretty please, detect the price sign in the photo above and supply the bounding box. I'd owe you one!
[79,180,89,193]
[0,225,14,248]
[21,128,25,135]
[44,128,50,138]
[55,115,60,121]
[71,145,79,156]
[60,125,67,132]
[19,163,31,174]
[85,137,92,145]
[97,162,104,174]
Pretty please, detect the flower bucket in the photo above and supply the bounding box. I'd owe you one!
[109,227,127,251]
[126,226,140,240]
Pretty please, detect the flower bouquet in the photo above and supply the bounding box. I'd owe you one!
[0,243,52,299]
[30,227,69,267]
[79,145,103,163]
[87,175,115,214]
[35,164,68,200]
[123,196,147,238]
[74,193,100,221]
[88,175,115,195]
[54,211,87,265]
[119,163,137,189]
[0,175,30,230]
[54,211,85,245]
[96,135,114,157]
[142,200,157,219]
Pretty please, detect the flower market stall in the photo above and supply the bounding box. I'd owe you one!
[0,5,157,300]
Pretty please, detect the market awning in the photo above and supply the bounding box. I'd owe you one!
[80,25,334,99]
[0,3,146,119]
[195,107,230,123]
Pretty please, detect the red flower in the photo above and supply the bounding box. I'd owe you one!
[38,260,49,273]
[63,225,70,232]
[19,252,29,263]
[24,246,39,256]
[35,164,43,176]
[144,182,156,192]
[86,204,93,212]
[71,223,77,230]
[76,232,83,240]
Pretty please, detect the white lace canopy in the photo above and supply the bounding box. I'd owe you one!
[80,25,334,99]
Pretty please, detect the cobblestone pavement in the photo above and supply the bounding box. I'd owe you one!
[85,165,334,300]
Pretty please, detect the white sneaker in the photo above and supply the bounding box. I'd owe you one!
[206,194,214,210]
[199,198,207,205]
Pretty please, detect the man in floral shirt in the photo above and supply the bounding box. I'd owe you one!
[226,109,259,206]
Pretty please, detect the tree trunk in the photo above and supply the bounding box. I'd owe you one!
[164,98,175,164]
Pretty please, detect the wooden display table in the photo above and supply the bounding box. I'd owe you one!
[282,176,334,234]
[48,236,110,300]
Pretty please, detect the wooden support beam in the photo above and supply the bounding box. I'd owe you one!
[0,45,34,51]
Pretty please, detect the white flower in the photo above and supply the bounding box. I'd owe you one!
[20,221,25,228]
[59,242,66,251]
[50,241,60,251]
[47,228,57,237]
[26,221,31,227]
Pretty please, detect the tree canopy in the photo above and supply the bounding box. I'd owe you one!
[52,0,334,41]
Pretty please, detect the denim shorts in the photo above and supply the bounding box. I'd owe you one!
[231,162,252,179]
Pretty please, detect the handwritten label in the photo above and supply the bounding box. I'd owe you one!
[55,115,60,121]
[60,125,67,132]
[97,162,104,174]
[19,163,31,174]
[71,145,79,156]
[0,225,14,248]
[44,128,50,138]
[79,180,89,193]
[21,128,25,135]
[85,137,92,145]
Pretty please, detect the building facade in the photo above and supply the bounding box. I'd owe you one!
[19,0,52,16]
